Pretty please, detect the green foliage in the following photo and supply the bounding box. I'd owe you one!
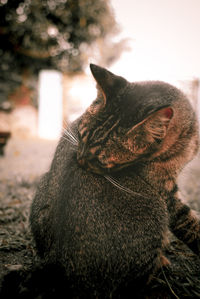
[0,0,121,104]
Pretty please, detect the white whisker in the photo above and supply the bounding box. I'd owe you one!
[65,125,78,143]
[104,175,145,197]
[61,135,78,147]
[64,130,78,144]
[62,124,79,147]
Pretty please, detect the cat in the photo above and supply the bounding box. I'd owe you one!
[30,64,200,298]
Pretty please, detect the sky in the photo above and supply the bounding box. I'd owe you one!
[110,0,200,82]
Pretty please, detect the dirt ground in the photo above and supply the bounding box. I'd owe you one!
[0,137,57,289]
[0,136,200,298]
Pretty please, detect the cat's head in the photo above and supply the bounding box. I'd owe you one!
[77,64,199,175]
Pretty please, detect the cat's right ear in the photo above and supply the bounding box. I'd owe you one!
[90,64,127,104]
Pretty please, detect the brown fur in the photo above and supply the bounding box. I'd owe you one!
[30,64,199,297]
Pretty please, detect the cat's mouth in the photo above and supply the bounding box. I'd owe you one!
[77,156,134,175]
[77,157,110,174]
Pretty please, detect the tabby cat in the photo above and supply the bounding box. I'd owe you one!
[30,64,200,298]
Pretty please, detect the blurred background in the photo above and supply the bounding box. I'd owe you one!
[0,0,200,179]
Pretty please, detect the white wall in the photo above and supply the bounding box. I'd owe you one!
[38,70,63,139]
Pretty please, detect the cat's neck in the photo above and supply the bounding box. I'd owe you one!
[137,131,198,195]
[122,158,180,198]
[141,160,177,192]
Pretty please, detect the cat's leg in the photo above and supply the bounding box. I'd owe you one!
[167,189,200,255]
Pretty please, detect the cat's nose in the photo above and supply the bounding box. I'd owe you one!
[77,149,86,166]
[78,157,85,166]
[77,144,86,164]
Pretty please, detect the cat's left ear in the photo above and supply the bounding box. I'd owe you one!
[144,107,174,140]
[90,64,127,103]
[128,106,173,140]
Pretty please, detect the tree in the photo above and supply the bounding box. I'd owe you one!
[0,0,125,106]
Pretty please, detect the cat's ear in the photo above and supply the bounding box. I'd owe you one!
[144,107,173,140]
[128,107,173,140]
[90,64,127,103]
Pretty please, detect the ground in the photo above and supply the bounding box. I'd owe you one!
[0,137,57,292]
[0,137,200,298]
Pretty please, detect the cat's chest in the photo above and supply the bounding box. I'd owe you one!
[62,168,168,243]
